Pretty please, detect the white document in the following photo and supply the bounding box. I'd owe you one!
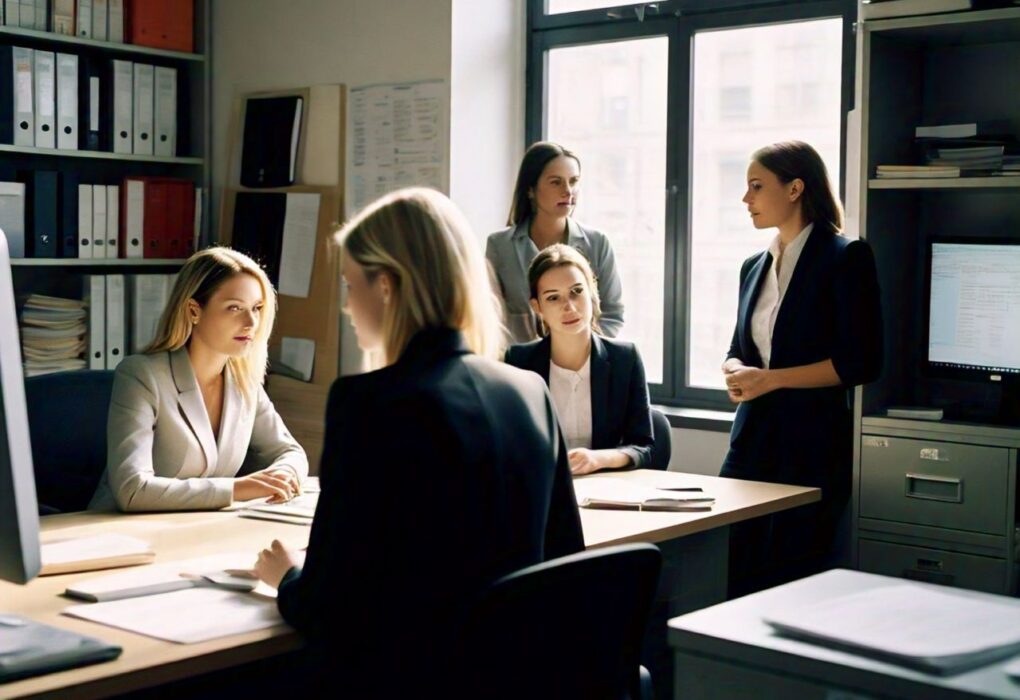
[52,0,75,34]
[76,0,91,37]
[56,53,78,150]
[85,274,105,368]
[243,492,317,520]
[765,584,1020,674]
[153,66,176,157]
[107,0,123,42]
[277,192,319,298]
[132,62,153,155]
[111,59,132,154]
[91,0,107,40]
[63,588,285,644]
[123,178,144,257]
[12,46,33,146]
[280,336,315,381]
[32,50,55,148]
[129,273,169,352]
[91,184,106,256]
[17,0,32,28]
[572,476,714,510]
[77,184,93,259]
[106,184,119,258]
[41,533,151,568]
[0,182,26,258]
[3,0,17,26]
[105,273,125,369]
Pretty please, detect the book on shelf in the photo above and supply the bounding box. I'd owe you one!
[572,477,715,512]
[875,165,961,178]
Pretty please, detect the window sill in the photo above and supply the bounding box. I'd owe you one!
[652,404,735,433]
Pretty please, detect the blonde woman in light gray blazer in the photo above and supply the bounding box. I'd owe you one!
[89,248,308,512]
[486,142,624,344]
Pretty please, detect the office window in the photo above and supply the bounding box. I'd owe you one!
[688,19,843,390]
[547,0,631,14]
[547,37,669,383]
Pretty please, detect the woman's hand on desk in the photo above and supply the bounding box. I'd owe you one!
[254,539,302,589]
[233,468,300,504]
[723,366,774,403]
[568,448,630,475]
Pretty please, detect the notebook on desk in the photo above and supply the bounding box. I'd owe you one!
[0,615,121,683]
[572,477,715,512]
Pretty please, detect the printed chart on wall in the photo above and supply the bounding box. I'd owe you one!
[345,80,449,218]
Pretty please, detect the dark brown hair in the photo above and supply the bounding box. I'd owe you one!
[752,140,843,234]
[527,243,602,335]
[507,142,581,226]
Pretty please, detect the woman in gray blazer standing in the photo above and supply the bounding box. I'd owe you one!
[486,142,625,344]
[89,247,308,512]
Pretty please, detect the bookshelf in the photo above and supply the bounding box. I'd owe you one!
[852,6,1020,596]
[2,1,211,375]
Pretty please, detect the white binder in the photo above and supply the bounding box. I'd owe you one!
[56,52,78,151]
[85,275,106,370]
[111,59,132,154]
[132,63,153,155]
[32,50,55,149]
[3,1,18,25]
[105,184,119,259]
[52,0,75,35]
[77,184,92,259]
[153,66,176,157]
[16,0,33,28]
[92,0,107,41]
[107,0,123,43]
[130,274,170,353]
[32,0,44,30]
[12,46,34,147]
[76,0,91,38]
[123,178,144,258]
[105,274,125,369]
[91,184,107,258]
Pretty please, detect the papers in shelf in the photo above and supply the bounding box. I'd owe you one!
[764,584,1020,675]
[572,477,714,512]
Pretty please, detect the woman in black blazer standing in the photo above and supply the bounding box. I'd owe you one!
[506,244,653,475]
[252,188,585,696]
[722,141,882,596]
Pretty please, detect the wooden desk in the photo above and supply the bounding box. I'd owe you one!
[1,471,818,699]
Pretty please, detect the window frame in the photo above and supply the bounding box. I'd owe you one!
[527,0,857,410]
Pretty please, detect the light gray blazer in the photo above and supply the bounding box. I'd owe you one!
[485,218,624,344]
[89,348,308,512]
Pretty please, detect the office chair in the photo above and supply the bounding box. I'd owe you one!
[25,370,115,514]
[455,543,662,700]
[649,408,672,470]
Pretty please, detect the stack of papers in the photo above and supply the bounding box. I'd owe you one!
[572,477,714,512]
[40,534,154,576]
[239,492,318,525]
[764,584,1020,675]
[20,294,87,377]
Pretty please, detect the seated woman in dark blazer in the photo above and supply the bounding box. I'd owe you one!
[252,188,585,696]
[722,140,882,595]
[505,244,653,475]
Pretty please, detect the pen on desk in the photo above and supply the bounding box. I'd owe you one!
[656,486,704,492]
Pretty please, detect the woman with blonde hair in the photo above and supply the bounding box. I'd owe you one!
[254,188,584,696]
[506,243,653,475]
[89,247,308,512]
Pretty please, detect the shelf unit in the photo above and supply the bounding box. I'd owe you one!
[11,258,186,267]
[852,7,1020,595]
[0,144,203,165]
[0,25,205,61]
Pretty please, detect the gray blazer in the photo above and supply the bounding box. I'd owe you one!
[89,348,308,512]
[485,218,625,344]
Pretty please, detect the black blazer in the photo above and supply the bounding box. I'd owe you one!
[276,327,584,694]
[724,227,882,497]
[504,334,654,469]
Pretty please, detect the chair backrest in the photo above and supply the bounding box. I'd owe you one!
[25,370,115,513]
[649,408,672,470]
[455,543,662,700]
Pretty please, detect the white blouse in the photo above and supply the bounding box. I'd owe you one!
[751,222,814,368]
[548,356,593,450]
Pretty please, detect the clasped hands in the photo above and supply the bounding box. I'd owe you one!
[722,361,774,403]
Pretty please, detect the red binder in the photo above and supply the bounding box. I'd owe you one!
[143,180,169,259]
[127,0,194,53]
[166,181,195,258]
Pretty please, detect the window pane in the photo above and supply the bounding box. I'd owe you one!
[547,36,668,383]
[546,0,630,14]
[688,19,843,390]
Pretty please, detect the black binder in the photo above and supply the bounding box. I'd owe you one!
[79,55,109,151]
[0,615,121,683]
[0,45,16,145]
[239,96,303,188]
[58,171,78,258]
[231,192,287,286]
[27,171,58,258]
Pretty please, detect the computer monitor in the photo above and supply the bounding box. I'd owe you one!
[926,238,1020,393]
[0,229,41,584]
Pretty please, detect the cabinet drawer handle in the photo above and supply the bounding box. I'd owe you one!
[905,473,963,503]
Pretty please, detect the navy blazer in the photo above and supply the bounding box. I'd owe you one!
[505,334,654,469]
[724,227,882,497]
[276,327,584,694]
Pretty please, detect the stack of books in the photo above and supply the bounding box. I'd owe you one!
[875,164,960,179]
[916,123,1019,175]
[20,294,87,376]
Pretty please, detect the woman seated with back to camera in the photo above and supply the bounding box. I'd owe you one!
[89,247,308,512]
[505,244,653,475]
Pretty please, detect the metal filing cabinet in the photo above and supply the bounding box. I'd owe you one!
[853,418,1020,595]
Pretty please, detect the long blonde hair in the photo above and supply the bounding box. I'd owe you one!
[336,187,502,367]
[145,247,276,401]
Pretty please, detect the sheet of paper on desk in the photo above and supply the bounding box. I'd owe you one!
[63,588,284,644]
[278,192,320,298]
[243,492,317,519]
[764,584,1020,675]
